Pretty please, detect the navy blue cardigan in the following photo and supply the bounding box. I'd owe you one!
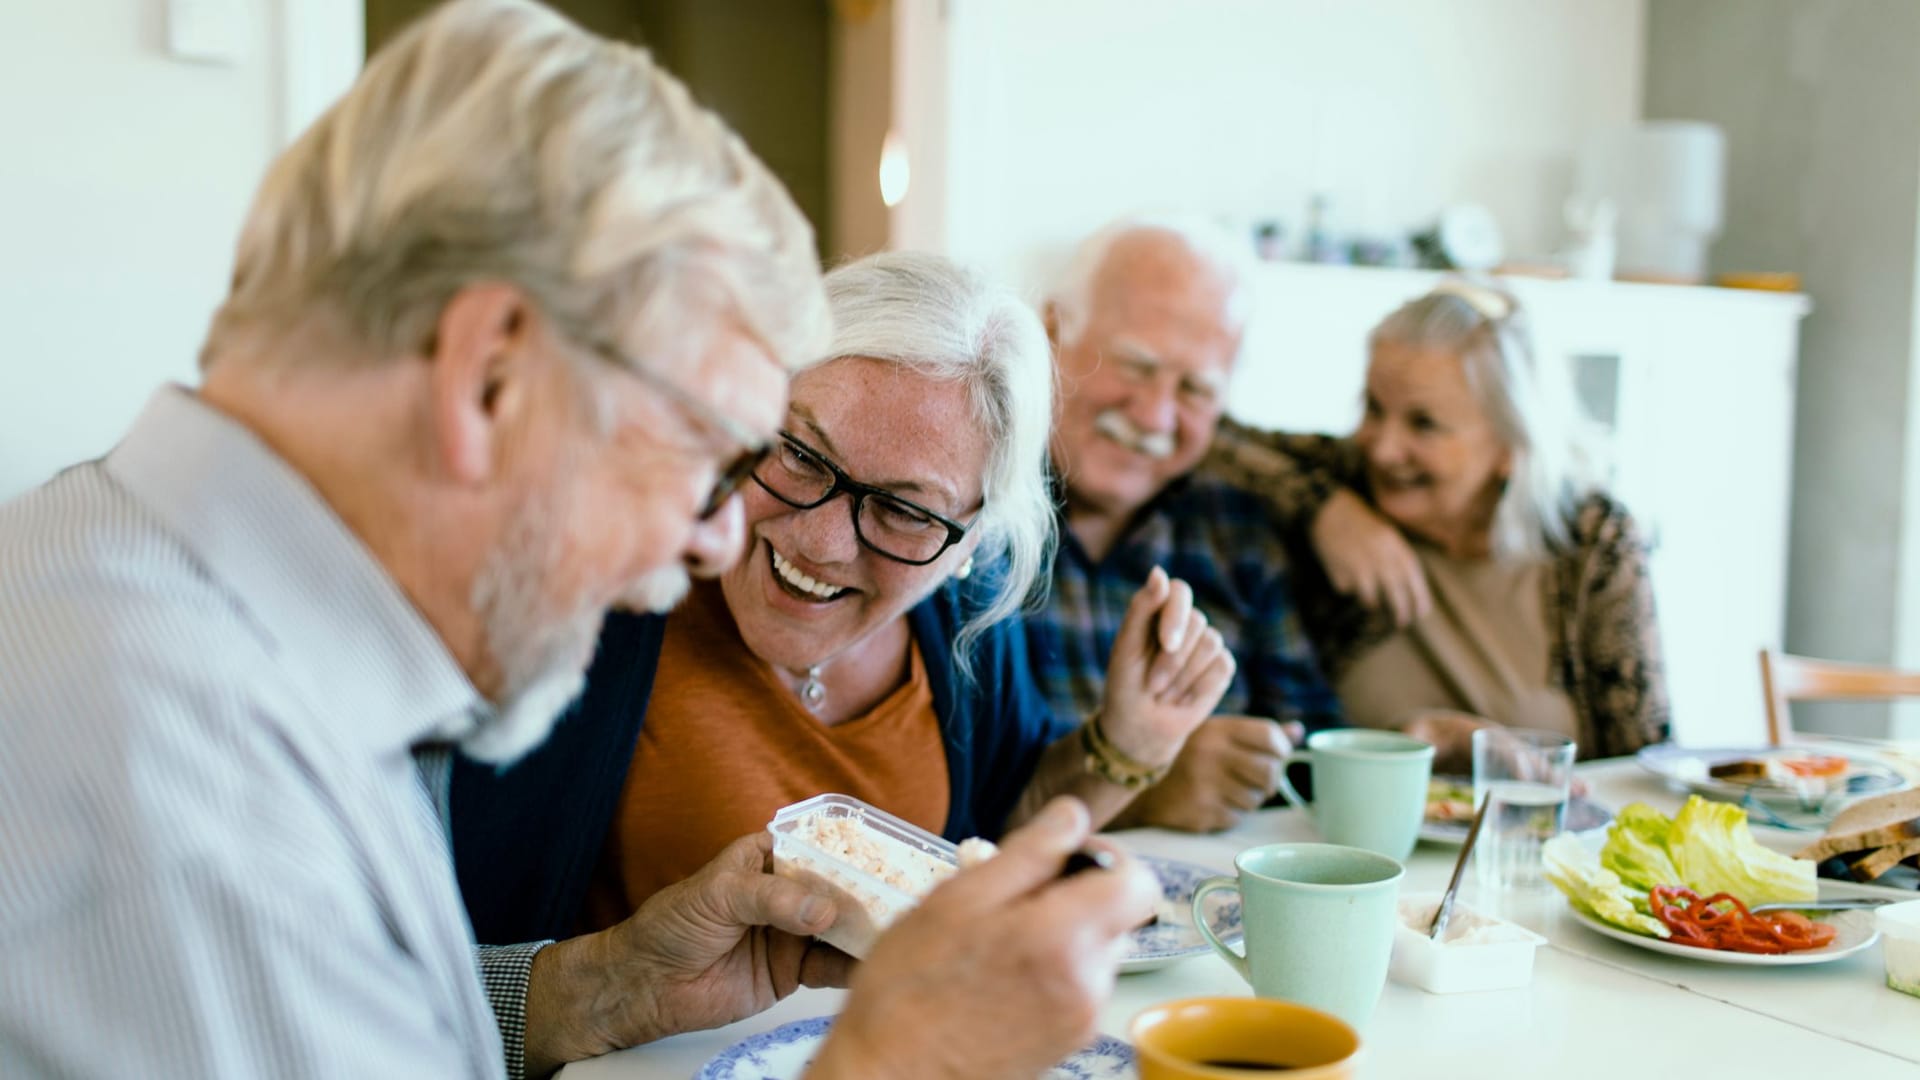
[450,580,1061,945]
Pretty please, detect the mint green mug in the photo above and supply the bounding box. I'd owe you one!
[1192,842,1404,1029]
[1275,728,1434,861]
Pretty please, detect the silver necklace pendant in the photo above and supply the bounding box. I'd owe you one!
[801,665,827,710]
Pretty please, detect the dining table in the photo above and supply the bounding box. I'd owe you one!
[559,757,1920,1079]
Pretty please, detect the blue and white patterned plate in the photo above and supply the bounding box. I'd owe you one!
[694,1016,1136,1079]
[1121,854,1243,974]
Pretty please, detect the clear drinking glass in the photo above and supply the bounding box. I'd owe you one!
[1472,728,1577,891]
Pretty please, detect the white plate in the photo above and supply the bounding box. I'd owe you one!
[1635,743,1910,812]
[1565,905,1881,966]
[1421,776,1613,845]
[694,1015,1136,1079]
[1123,854,1243,974]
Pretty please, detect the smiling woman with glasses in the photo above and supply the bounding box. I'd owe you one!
[754,430,973,564]
[448,251,1243,941]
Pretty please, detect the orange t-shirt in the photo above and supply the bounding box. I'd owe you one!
[582,582,950,930]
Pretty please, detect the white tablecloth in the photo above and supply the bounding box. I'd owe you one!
[562,759,1920,1079]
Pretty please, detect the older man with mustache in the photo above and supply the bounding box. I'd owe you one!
[0,3,1154,1078]
[1030,217,1343,833]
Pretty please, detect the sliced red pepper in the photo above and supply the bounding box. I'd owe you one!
[1645,885,1837,955]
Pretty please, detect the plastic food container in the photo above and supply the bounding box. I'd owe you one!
[1875,899,1920,998]
[1389,892,1548,994]
[767,793,958,959]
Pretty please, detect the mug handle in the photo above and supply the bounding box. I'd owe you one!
[1191,876,1251,984]
[1273,749,1313,814]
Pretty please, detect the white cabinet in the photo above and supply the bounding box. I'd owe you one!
[1227,263,1810,747]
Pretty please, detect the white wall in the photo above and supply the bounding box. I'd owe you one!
[0,0,358,502]
[1644,0,1920,738]
[929,0,1646,292]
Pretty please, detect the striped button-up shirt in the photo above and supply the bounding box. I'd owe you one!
[0,387,505,1077]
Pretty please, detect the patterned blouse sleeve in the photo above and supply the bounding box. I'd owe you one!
[1202,418,1367,537]
[1569,499,1672,758]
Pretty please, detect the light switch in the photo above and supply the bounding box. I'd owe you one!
[167,0,248,66]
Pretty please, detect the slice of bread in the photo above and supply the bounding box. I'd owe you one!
[1849,836,1920,881]
[1709,759,1777,784]
[1794,790,1920,862]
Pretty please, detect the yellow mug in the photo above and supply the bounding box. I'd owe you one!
[1130,996,1361,1078]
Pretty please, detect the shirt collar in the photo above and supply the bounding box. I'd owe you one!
[106,386,486,757]
[1048,460,1191,567]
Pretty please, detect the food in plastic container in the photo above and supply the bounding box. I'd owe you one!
[1876,899,1920,997]
[768,794,959,958]
[1389,893,1548,994]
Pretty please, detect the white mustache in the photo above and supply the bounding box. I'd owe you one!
[1094,410,1175,460]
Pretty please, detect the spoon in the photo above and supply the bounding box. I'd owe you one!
[1429,793,1491,940]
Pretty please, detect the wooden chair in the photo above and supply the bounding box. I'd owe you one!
[1759,649,1920,745]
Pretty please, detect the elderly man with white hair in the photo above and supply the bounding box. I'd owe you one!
[1026,217,1345,833]
[0,3,1152,1078]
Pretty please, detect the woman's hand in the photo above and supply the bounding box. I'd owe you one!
[1096,567,1237,769]
[1403,709,1492,774]
[1311,490,1431,627]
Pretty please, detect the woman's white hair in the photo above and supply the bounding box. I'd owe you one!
[1046,213,1256,350]
[202,0,828,387]
[821,252,1056,675]
[1369,279,1599,559]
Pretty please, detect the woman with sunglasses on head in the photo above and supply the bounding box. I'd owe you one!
[1207,280,1669,773]
[449,251,1234,943]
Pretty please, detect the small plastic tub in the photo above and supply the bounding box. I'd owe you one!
[1389,892,1548,994]
[767,793,959,959]
[1875,899,1920,998]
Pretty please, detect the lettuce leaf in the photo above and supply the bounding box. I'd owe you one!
[1600,803,1683,897]
[1665,795,1816,906]
[1543,834,1670,938]
[1554,797,1818,938]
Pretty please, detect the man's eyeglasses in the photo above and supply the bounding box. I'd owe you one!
[752,432,974,565]
[586,340,770,520]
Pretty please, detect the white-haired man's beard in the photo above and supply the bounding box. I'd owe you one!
[459,492,599,765]
[620,563,690,614]
[456,489,699,766]
[1094,408,1176,460]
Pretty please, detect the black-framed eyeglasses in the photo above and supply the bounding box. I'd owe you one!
[586,339,771,520]
[752,431,975,565]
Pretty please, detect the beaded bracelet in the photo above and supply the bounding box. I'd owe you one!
[1079,713,1169,790]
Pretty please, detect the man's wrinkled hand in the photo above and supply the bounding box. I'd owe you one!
[523,833,849,1075]
[805,799,1156,1080]
[1121,716,1293,833]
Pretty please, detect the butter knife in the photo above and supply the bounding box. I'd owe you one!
[1430,793,1492,940]
[1749,898,1900,913]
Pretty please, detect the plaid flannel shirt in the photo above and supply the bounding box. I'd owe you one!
[1028,470,1343,731]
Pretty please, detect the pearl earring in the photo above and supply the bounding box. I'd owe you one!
[956,556,975,581]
